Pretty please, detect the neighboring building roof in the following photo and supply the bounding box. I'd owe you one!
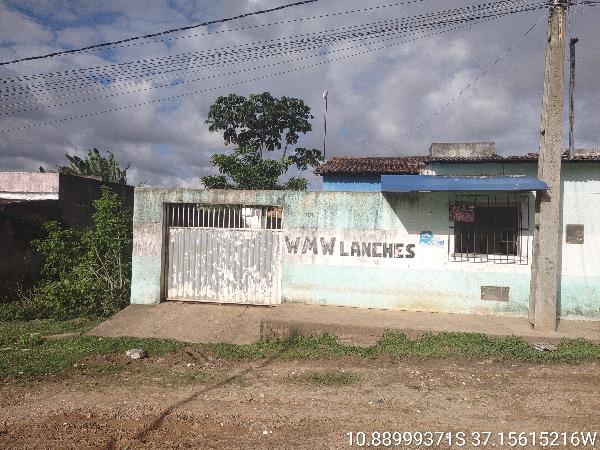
[428,150,600,163]
[316,150,600,175]
[315,156,427,175]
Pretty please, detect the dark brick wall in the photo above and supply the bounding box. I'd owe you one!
[58,174,134,229]
[0,200,60,294]
[1,175,134,296]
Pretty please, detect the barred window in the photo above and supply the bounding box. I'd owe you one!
[450,194,530,264]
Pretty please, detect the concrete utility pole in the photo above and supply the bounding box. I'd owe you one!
[569,37,579,159]
[529,0,569,331]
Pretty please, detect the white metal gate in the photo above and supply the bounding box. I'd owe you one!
[166,204,282,305]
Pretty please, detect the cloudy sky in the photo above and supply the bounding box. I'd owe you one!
[0,0,598,188]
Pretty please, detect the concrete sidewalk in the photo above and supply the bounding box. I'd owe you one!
[90,302,600,345]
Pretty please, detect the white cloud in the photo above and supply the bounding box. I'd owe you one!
[0,0,598,187]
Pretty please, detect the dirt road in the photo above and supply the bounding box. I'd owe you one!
[1,351,599,449]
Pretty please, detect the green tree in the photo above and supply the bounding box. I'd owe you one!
[202,92,323,190]
[41,148,130,184]
[201,146,315,191]
[32,187,133,319]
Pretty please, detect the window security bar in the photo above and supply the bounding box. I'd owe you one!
[167,203,283,230]
[449,194,531,265]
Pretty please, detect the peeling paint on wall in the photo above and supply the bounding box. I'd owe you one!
[167,228,281,305]
[131,177,600,320]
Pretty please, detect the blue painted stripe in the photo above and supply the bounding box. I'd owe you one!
[381,175,549,192]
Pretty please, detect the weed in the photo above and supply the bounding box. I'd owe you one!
[3,320,600,379]
[210,330,600,363]
[0,320,182,377]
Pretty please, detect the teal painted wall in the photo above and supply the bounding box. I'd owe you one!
[282,264,530,316]
[429,161,600,320]
[131,165,600,320]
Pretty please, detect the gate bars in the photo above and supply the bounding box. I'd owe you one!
[167,203,283,230]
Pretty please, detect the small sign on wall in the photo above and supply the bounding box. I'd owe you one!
[566,224,584,244]
[419,231,445,247]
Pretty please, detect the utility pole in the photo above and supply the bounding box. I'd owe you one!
[568,37,579,159]
[529,0,568,331]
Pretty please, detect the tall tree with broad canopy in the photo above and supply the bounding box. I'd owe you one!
[201,92,323,190]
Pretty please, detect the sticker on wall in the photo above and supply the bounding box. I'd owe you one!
[419,231,445,247]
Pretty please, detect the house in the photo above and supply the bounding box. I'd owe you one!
[129,142,600,325]
[0,172,133,294]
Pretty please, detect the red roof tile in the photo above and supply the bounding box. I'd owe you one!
[315,156,427,175]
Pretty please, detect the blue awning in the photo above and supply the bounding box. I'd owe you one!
[381,175,549,192]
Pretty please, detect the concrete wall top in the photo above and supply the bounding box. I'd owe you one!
[134,187,396,230]
[0,172,59,199]
[322,174,381,192]
[429,142,495,158]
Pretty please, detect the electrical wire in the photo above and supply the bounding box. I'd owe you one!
[0,1,552,133]
[0,6,539,110]
[2,0,540,86]
[1,21,495,115]
[0,0,320,67]
[19,0,432,55]
[0,13,511,134]
[0,12,475,87]
[382,13,547,152]
[0,0,547,104]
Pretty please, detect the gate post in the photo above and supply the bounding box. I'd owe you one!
[130,188,166,305]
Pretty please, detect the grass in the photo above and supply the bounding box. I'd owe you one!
[0,319,183,377]
[0,317,98,346]
[3,320,600,378]
[208,330,600,363]
[289,369,359,387]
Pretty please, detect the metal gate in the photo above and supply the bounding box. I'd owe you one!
[166,203,282,305]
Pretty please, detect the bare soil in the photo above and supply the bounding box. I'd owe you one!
[1,351,599,449]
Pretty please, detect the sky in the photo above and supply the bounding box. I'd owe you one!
[0,0,598,188]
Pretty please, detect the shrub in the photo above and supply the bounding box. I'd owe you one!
[0,288,51,321]
[30,186,133,319]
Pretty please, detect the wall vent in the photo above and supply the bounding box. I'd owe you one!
[481,286,509,302]
[566,224,584,244]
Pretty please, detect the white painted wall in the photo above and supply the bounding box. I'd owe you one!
[427,161,600,319]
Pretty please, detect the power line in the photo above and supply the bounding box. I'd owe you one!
[0,7,532,109]
[38,0,431,54]
[0,0,320,67]
[0,13,509,134]
[1,19,499,115]
[0,7,546,117]
[0,0,546,102]
[382,14,546,152]
[2,0,537,86]
[0,13,463,85]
